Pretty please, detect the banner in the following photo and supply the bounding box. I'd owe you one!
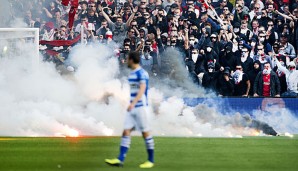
[184,98,298,117]
[39,34,81,56]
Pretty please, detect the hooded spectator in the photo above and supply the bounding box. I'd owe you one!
[217,67,234,96]
[248,60,262,96]
[202,62,219,92]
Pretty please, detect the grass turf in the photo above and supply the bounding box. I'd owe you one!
[0,136,298,171]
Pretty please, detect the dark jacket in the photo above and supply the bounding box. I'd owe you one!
[253,71,281,97]
[216,74,235,96]
[248,61,262,95]
[202,71,220,91]
[236,57,253,74]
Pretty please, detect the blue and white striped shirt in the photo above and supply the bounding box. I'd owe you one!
[128,67,149,108]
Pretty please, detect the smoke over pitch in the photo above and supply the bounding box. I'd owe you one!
[0,5,297,136]
[1,40,297,137]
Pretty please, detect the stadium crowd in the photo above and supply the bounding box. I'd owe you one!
[7,0,298,97]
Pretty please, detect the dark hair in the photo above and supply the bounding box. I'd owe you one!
[81,15,88,19]
[264,62,271,66]
[128,51,140,64]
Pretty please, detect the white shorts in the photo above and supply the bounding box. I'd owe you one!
[124,106,151,132]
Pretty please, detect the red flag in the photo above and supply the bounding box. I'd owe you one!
[61,0,79,29]
[61,0,70,6]
[40,34,81,56]
[68,6,77,29]
[71,0,79,7]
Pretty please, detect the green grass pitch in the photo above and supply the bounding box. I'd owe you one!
[0,136,298,171]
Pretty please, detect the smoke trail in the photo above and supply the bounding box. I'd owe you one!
[151,48,212,98]
[0,6,297,136]
[0,42,297,137]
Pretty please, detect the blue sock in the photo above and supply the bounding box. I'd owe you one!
[117,136,131,162]
[145,136,154,163]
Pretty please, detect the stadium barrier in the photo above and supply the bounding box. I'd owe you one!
[184,98,298,117]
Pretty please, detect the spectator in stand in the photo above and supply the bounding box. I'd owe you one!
[248,60,262,96]
[99,5,137,43]
[254,62,281,97]
[274,57,298,97]
[219,42,237,72]
[253,44,272,69]
[42,22,55,41]
[232,64,250,97]
[279,33,296,59]
[217,67,234,96]
[202,62,220,93]
[237,47,253,74]
[273,52,288,95]
[249,3,262,21]
[10,0,298,98]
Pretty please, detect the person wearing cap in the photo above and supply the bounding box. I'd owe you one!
[274,56,298,97]
[42,22,55,41]
[280,33,296,59]
[216,67,235,96]
[253,62,281,97]
[219,42,237,72]
[237,46,253,74]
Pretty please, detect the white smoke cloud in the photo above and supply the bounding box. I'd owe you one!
[1,0,297,138]
[0,29,297,137]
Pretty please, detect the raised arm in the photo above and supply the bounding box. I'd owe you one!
[43,7,53,18]
[274,57,289,74]
[275,10,294,21]
[136,39,145,52]
[99,5,113,23]
[126,6,138,27]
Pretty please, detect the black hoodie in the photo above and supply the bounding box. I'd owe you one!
[247,60,261,96]
[219,43,237,71]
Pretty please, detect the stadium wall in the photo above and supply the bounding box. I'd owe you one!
[184,98,298,117]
